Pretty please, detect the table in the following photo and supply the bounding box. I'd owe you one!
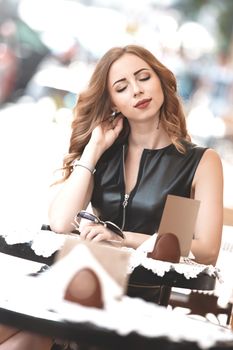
[0,253,232,350]
[0,239,232,350]
[0,305,232,350]
[0,234,217,307]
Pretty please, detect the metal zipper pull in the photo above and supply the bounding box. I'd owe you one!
[123,193,129,208]
[121,193,129,230]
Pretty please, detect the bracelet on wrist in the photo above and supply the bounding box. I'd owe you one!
[72,159,96,175]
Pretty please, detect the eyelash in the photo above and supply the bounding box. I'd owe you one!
[116,76,150,93]
[140,76,150,81]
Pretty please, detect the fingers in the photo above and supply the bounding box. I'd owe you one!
[80,224,98,240]
[79,222,95,239]
[112,115,123,134]
[109,115,122,128]
[90,116,123,149]
[92,234,106,242]
[80,224,113,242]
[104,115,123,131]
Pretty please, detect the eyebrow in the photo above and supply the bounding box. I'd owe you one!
[112,68,150,87]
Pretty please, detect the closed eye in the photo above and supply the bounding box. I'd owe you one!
[116,75,150,92]
[139,76,150,81]
[116,86,127,93]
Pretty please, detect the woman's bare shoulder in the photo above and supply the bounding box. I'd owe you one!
[193,147,223,185]
[202,148,222,168]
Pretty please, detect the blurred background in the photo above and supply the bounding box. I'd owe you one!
[0,0,233,229]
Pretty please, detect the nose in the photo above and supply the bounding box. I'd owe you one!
[132,81,143,97]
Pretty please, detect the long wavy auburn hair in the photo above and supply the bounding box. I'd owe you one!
[60,44,190,182]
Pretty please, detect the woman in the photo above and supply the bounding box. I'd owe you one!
[49,44,223,269]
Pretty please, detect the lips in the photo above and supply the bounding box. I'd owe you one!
[134,98,152,108]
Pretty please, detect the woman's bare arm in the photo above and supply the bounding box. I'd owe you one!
[191,149,223,265]
[48,144,98,233]
[48,117,123,233]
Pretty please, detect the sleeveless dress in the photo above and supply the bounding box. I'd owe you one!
[91,140,207,236]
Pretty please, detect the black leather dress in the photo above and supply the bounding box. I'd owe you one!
[91,140,207,236]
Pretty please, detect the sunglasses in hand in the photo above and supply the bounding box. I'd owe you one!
[76,210,125,239]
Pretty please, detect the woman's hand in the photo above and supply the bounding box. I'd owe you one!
[89,116,123,154]
[80,223,123,244]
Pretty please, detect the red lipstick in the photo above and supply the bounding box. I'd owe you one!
[134,98,152,109]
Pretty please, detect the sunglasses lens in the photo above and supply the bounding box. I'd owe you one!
[106,222,124,238]
[78,211,97,222]
[77,211,124,239]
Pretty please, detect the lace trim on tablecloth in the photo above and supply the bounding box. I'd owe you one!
[127,233,221,280]
[128,253,221,280]
[0,230,221,280]
[0,229,70,257]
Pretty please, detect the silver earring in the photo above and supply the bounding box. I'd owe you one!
[110,110,117,117]
[110,110,120,121]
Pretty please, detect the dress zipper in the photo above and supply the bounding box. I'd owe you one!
[121,144,129,230]
[121,193,129,230]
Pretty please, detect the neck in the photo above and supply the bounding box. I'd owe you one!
[128,123,171,150]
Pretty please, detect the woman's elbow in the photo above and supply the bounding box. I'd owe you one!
[49,219,73,234]
[209,247,221,266]
[195,247,220,266]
